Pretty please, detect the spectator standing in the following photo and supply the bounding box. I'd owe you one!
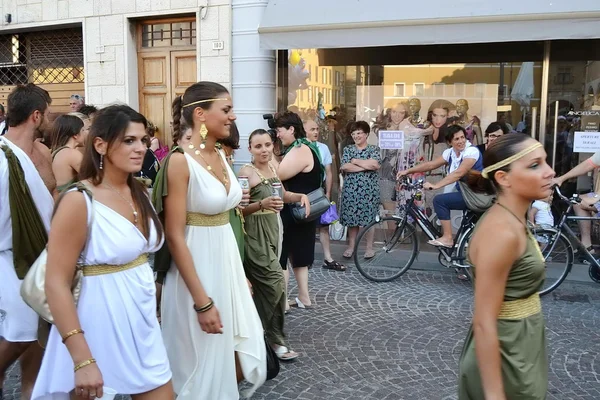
[340,121,381,259]
[305,119,346,271]
[69,94,85,112]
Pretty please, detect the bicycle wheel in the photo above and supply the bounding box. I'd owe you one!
[454,226,475,281]
[353,216,418,282]
[533,228,573,296]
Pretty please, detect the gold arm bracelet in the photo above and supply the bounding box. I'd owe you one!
[62,329,84,343]
[74,358,96,372]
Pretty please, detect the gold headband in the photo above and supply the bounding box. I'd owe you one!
[481,142,542,179]
[182,98,229,108]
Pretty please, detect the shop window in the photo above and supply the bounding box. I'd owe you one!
[141,20,195,48]
[413,83,425,97]
[475,83,486,96]
[0,28,84,85]
[555,66,574,85]
[394,83,405,97]
[454,83,465,97]
[433,83,445,97]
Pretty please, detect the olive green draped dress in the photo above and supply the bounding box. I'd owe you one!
[458,218,548,399]
[243,172,286,347]
[52,146,77,193]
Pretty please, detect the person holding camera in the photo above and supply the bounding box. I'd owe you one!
[275,111,322,309]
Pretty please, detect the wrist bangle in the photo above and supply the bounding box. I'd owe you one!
[74,358,96,372]
[193,298,214,313]
[62,329,84,343]
[259,200,263,211]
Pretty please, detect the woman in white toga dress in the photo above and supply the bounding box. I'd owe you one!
[159,82,266,399]
[32,105,173,399]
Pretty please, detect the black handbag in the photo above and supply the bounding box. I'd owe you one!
[265,335,280,380]
[290,187,330,223]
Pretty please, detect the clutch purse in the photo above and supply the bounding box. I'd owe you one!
[20,186,94,323]
[290,187,330,223]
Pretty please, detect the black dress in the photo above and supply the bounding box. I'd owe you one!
[279,147,321,269]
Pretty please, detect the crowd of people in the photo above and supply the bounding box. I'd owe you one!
[0,81,598,400]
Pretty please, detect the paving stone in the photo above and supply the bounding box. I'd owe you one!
[4,263,599,399]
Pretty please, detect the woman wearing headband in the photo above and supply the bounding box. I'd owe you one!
[155,82,266,398]
[458,134,554,400]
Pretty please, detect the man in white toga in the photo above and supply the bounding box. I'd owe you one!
[0,84,55,399]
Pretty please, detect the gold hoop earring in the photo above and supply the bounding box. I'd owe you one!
[199,124,208,149]
[99,154,104,170]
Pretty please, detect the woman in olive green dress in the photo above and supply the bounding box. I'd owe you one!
[459,134,554,400]
[239,129,309,361]
[50,114,88,193]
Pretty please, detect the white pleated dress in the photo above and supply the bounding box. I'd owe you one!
[32,191,172,399]
[161,152,266,400]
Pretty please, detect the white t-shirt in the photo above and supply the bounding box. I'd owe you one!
[588,151,600,167]
[315,141,332,167]
[531,200,554,226]
[442,143,479,174]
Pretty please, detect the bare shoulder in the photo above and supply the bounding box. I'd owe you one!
[238,164,253,177]
[470,209,523,260]
[33,140,52,160]
[54,189,87,219]
[166,152,189,180]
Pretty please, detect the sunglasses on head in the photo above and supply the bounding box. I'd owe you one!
[70,94,83,100]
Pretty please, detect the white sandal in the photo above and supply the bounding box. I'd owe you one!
[273,345,299,361]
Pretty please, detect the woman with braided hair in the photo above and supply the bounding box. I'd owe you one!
[154,81,266,399]
[458,134,553,399]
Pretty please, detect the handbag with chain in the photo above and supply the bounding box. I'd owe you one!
[290,187,330,223]
[20,185,94,324]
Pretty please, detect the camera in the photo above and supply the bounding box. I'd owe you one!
[262,113,278,142]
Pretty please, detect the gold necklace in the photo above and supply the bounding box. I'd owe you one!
[103,181,139,224]
[188,143,229,186]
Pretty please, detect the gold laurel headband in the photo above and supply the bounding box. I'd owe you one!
[182,98,229,108]
[481,142,542,179]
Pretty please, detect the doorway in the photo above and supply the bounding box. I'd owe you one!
[137,18,197,145]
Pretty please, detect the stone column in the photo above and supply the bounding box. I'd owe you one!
[231,0,276,168]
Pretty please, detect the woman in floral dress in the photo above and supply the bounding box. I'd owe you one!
[340,120,381,259]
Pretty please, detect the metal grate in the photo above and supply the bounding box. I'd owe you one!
[141,21,196,48]
[0,28,84,86]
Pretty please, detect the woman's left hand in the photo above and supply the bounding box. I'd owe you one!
[246,278,253,296]
[239,189,250,209]
[300,194,311,217]
[423,182,436,191]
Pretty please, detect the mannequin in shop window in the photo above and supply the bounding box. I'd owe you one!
[456,99,483,145]
[407,97,429,129]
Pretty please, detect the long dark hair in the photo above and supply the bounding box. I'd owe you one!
[172,81,229,142]
[79,104,163,241]
[50,114,84,150]
[466,133,533,194]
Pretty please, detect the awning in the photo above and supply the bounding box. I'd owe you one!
[258,0,600,49]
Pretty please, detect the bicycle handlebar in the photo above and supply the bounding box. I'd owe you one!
[397,176,425,191]
[553,185,581,204]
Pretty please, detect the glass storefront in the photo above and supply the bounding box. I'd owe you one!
[276,40,600,241]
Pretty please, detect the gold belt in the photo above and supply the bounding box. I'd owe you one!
[186,211,229,226]
[497,293,541,320]
[82,254,149,277]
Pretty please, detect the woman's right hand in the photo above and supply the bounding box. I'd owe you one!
[197,306,223,334]
[74,362,103,399]
[261,196,284,212]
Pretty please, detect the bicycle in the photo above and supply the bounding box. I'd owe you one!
[353,177,479,282]
[531,185,600,295]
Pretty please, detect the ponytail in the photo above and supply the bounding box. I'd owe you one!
[465,170,495,195]
[171,95,183,145]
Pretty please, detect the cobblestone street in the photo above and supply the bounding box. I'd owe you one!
[4,263,600,400]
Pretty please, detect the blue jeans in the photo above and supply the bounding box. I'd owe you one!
[433,191,466,221]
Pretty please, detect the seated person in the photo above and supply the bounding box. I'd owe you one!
[555,150,600,258]
[397,125,483,248]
